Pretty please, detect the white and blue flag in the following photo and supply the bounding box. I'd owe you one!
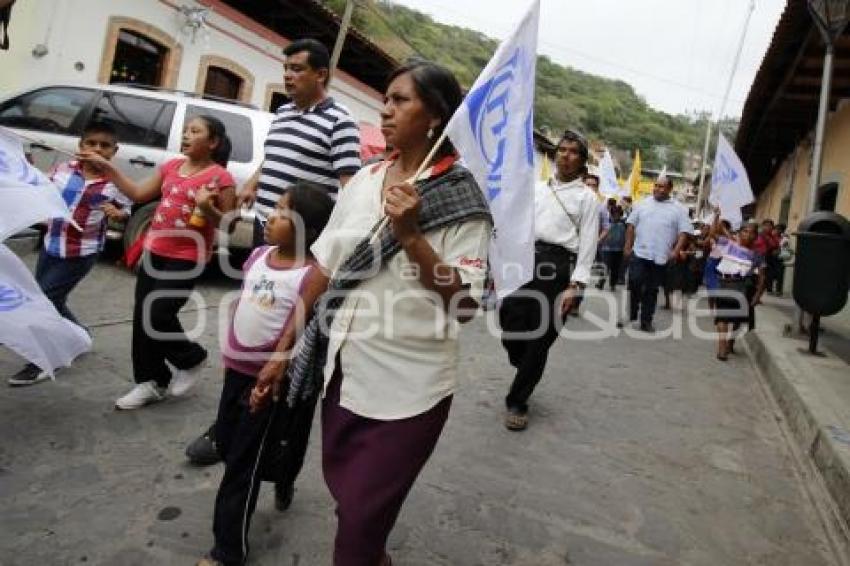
[445,0,539,297]
[0,127,74,241]
[709,133,754,228]
[0,243,92,375]
[599,149,620,197]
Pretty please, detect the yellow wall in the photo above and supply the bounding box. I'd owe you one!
[755,102,850,227]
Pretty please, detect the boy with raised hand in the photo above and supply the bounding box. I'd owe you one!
[9,121,131,387]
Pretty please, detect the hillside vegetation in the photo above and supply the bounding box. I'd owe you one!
[325,0,737,171]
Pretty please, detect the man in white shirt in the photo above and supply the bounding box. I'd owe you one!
[498,130,600,431]
[621,175,691,332]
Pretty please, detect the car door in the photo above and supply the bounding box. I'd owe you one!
[0,86,97,173]
[87,91,176,184]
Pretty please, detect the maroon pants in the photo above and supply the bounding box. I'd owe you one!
[322,367,452,566]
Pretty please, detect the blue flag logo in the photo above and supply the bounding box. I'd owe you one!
[715,153,739,185]
[466,48,534,200]
[0,283,28,312]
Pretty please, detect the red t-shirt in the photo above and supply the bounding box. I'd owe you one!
[753,232,780,257]
[144,158,235,263]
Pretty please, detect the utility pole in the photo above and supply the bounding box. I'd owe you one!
[695,0,755,218]
[329,0,356,84]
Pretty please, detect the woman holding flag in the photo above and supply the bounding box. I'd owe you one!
[249,60,492,566]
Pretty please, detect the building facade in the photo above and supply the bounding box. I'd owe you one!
[736,0,850,227]
[1,0,392,125]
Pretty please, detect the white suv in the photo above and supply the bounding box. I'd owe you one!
[0,83,274,250]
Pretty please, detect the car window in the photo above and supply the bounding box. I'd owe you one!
[0,87,95,134]
[90,93,174,149]
[185,105,252,163]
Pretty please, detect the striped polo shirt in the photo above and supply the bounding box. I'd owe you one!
[255,97,361,218]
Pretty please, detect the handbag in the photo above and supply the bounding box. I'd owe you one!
[257,389,319,483]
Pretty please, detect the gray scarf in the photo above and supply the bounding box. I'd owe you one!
[286,163,492,406]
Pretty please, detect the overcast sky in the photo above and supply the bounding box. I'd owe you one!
[391,0,787,118]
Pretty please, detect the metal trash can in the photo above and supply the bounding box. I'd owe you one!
[792,211,850,352]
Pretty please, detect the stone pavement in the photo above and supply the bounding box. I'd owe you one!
[0,253,847,565]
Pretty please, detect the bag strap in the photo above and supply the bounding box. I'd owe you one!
[547,178,582,233]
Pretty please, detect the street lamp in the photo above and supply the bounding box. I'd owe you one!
[806,0,850,215]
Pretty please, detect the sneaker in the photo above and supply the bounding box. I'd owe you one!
[115,381,166,410]
[8,363,51,387]
[639,322,656,333]
[275,481,295,512]
[169,364,203,397]
[186,423,221,466]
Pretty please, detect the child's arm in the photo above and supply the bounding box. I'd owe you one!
[76,151,162,203]
[102,202,129,221]
[250,266,331,412]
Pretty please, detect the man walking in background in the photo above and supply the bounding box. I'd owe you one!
[621,175,691,332]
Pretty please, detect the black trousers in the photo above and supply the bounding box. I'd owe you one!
[211,368,318,565]
[132,252,207,387]
[601,250,624,290]
[627,256,667,325]
[499,243,573,412]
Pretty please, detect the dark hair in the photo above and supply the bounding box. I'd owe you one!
[721,219,732,231]
[82,121,117,141]
[761,218,775,227]
[286,181,334,251]
[192,114,231,167]
[583,173,600,184]
[776,223,786,231]
[559,129,589,164]
[284,38,330,72]
[386,60,463,159]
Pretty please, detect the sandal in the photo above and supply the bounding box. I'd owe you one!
[505,409,528,431]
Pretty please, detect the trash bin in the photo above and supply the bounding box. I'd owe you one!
[792,212,850,353]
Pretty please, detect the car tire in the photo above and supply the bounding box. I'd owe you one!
[123,201,158,256]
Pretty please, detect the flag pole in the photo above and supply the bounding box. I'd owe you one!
[368,130,449,244]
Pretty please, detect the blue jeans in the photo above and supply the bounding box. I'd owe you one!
[34,250,98,329]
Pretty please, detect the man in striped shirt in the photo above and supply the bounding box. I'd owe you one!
[238,38,362,232]
[187,39,361,510]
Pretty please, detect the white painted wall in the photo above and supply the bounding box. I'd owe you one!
[0,0,383,124]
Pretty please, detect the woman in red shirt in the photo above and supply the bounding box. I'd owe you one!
[80,115,236,409]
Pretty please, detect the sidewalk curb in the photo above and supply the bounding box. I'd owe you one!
[744,314,850,537]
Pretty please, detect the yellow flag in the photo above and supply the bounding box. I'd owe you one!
[629,149,641,201]
[540,154,552,181]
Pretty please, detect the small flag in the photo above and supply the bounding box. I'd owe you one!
[445,0,540,297]
[709,133,753,230]
[539,154,552,182]
[629,149,642,201]
[0,127,74,241]
[599,149,620,197]
[0,244,92,375]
